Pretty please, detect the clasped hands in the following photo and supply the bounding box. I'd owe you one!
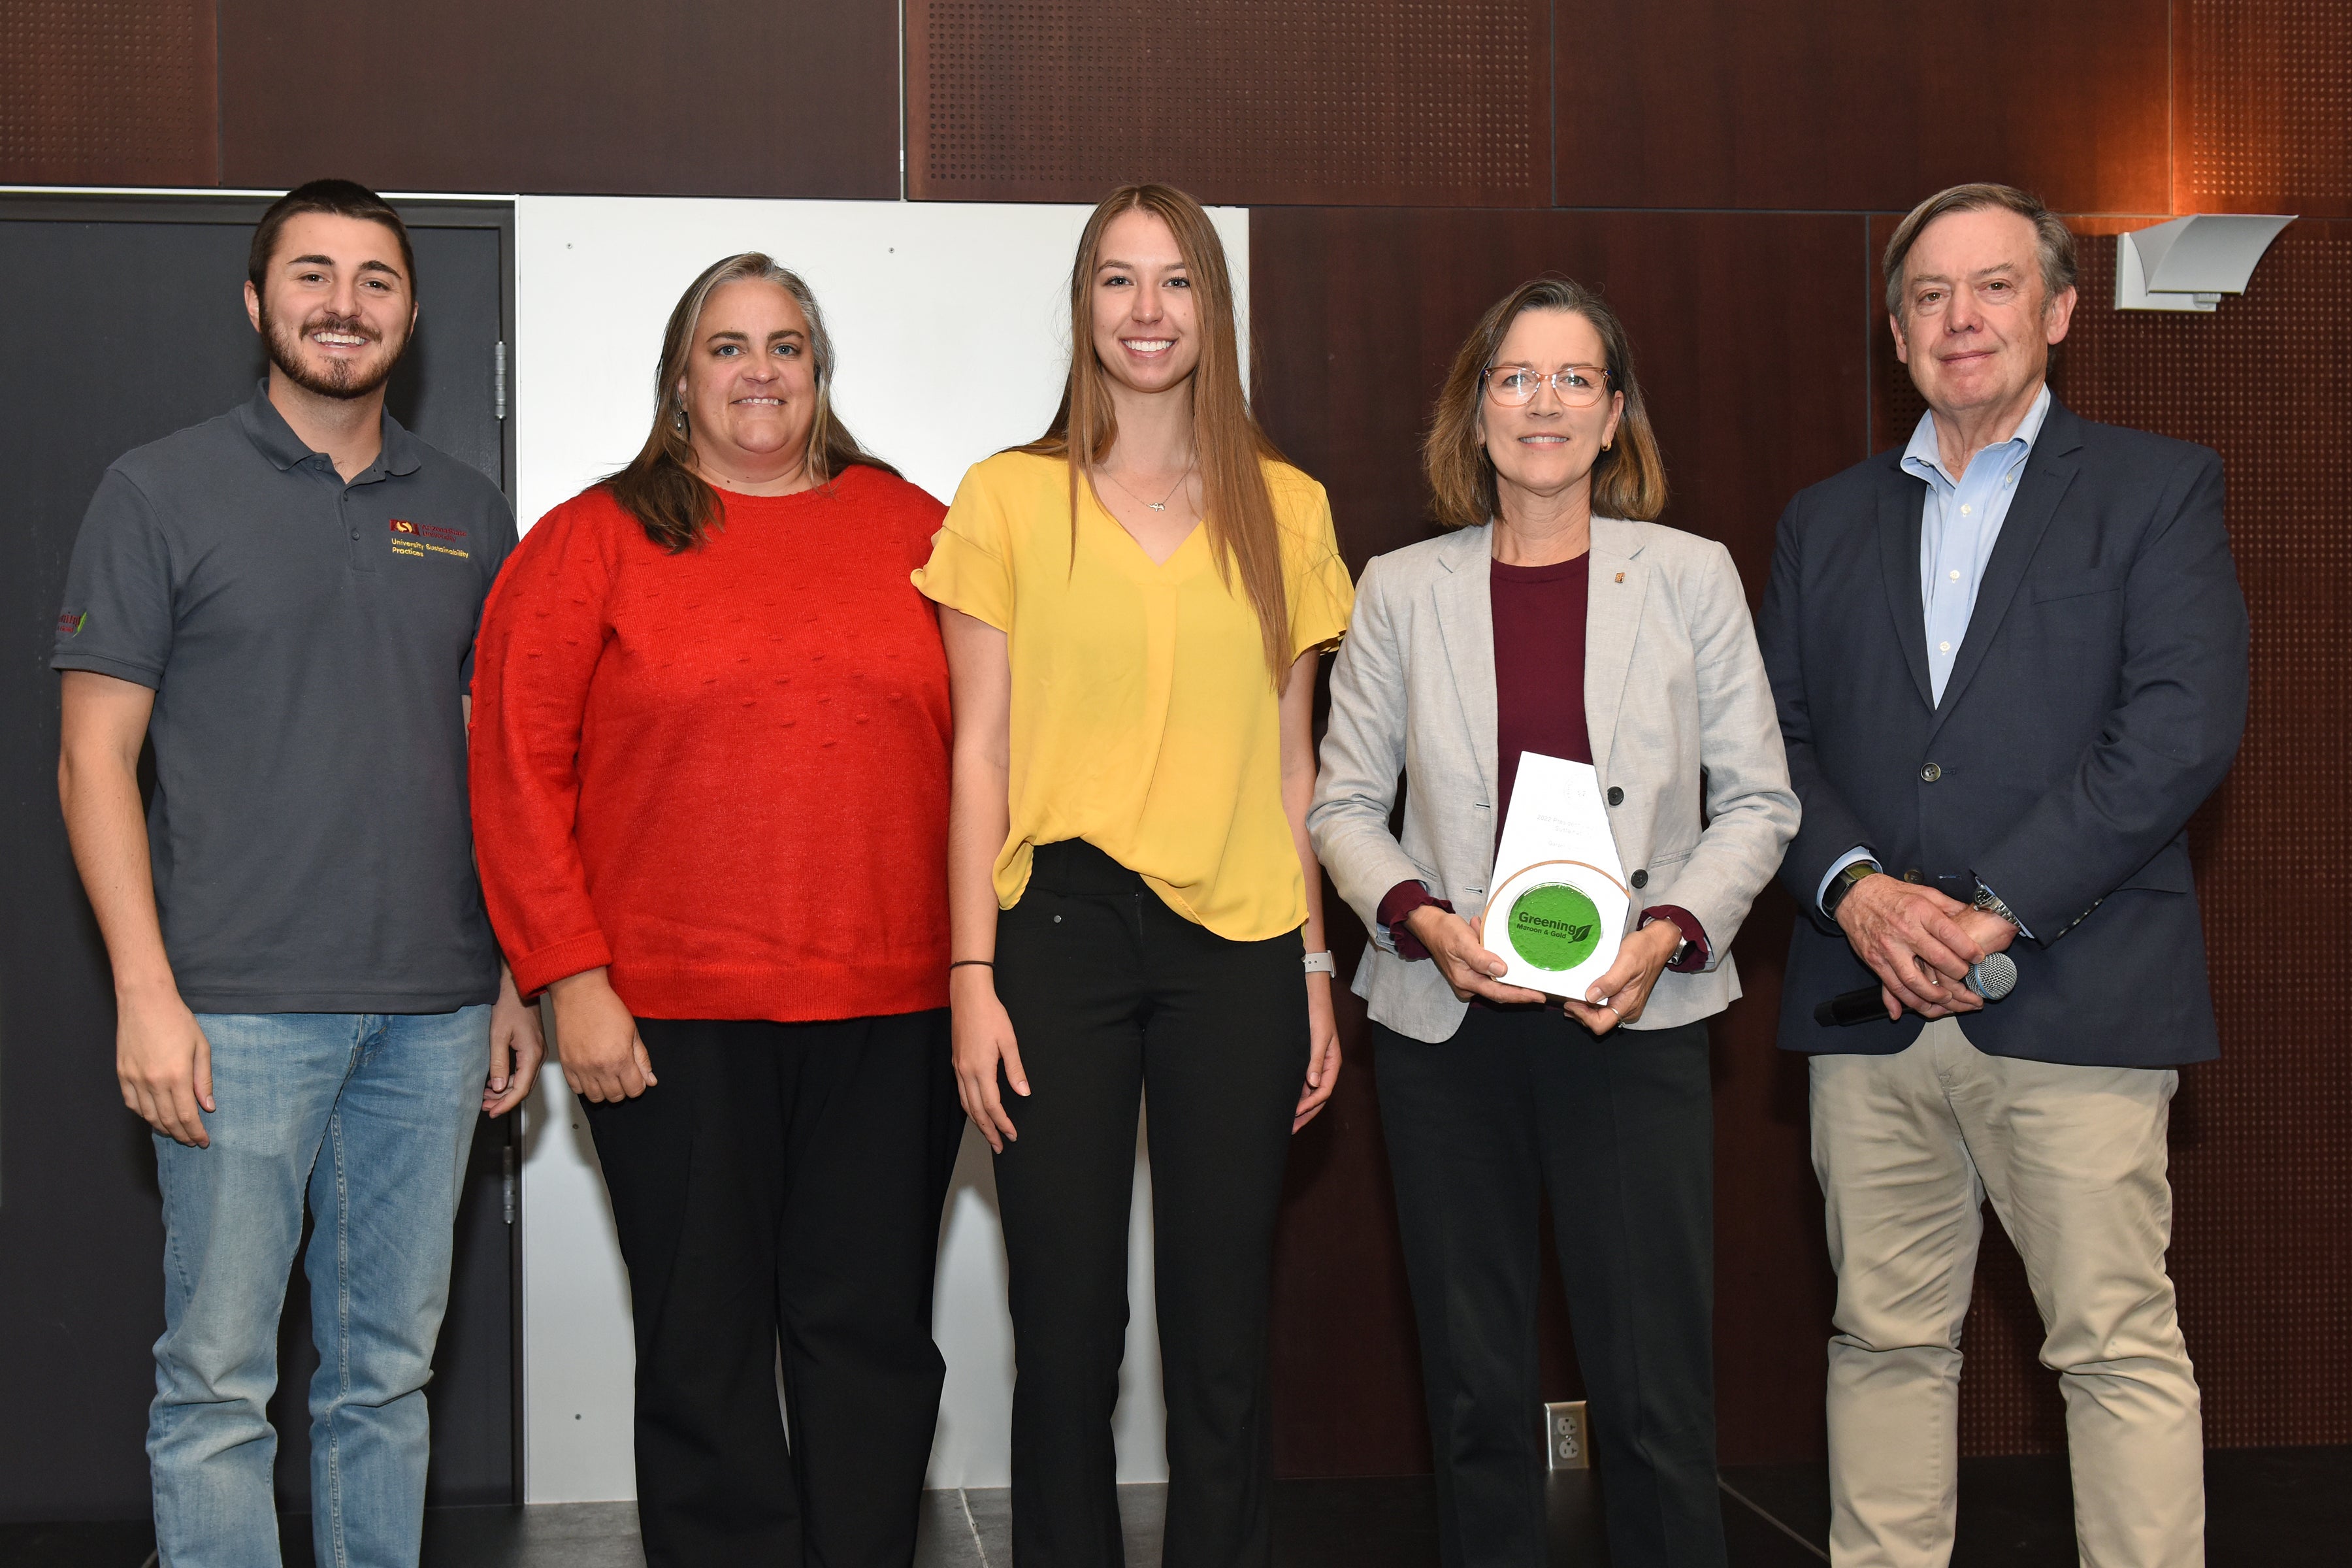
[1832,874,2017,1022]
[1402,902,1682,1036]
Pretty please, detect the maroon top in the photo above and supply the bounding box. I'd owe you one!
[1492,554,1594,821]
[1379,550,1708,974]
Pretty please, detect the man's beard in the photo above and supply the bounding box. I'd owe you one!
[264,304,409,400]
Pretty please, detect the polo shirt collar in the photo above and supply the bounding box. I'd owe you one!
[235,380,422,478]
[378,414,422,476]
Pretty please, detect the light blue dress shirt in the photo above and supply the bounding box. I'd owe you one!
[1816,385,2052,919]
[1910,384,2051,704]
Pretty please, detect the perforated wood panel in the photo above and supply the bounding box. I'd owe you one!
[1873,223,2352,1454]
[1554,0,2170,214]
[2181,0,2352,217]
[0,0,216,186]
[906,0,1548,205]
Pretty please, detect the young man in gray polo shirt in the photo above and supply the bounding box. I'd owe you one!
[54,180,542,1568]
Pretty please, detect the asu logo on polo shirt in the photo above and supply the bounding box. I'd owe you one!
[388,519,470,561]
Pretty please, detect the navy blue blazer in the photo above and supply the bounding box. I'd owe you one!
[1757,400,2248,1067]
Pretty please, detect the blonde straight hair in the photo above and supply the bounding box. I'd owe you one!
[1021,184,1296,691]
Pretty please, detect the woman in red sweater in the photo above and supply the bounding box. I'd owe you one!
[468,253,960,1567]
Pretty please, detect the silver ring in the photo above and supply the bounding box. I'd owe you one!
[1605,1003,1622,1020]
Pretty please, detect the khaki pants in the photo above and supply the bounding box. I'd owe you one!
[1810,1020,2204,1568]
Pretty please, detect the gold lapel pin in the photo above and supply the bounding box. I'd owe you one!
[1614,571,1625,583]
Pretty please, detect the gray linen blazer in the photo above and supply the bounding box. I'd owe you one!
[1309,518,1798,1042]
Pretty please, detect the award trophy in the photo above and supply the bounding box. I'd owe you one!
[1480,752,1629,1000]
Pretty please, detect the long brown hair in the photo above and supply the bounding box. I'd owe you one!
[608,252,899,552]
[1021,184,1296,689]
[1424,276,1668,529]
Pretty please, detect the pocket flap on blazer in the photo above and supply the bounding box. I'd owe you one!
[2031,568,2127,604]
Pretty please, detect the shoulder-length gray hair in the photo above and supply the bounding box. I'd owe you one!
[607,252,897,551]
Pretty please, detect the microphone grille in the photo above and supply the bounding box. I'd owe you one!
[1972,951,2018,1001]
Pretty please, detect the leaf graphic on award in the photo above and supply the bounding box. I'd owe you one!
[1483,859,1630,1000]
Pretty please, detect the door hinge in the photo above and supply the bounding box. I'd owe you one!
[502,1145,517,1224]
[493,340,508,422]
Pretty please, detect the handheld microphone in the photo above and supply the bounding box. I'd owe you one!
[1814,951,2017,1027]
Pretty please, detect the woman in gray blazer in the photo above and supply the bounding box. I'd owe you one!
[1309,278,1796,1568]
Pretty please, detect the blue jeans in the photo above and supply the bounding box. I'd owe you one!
[149,1007,488,1568]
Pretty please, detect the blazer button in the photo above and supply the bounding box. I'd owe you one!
[1630,869,1648,889]
[1920,762,1943,783]
[1606,786,1624,806]
[1903,868,1923,883]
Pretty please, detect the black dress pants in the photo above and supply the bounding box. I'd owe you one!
[991,840,1311,1568]
[582,1009,962,1568]
[1374,1007,1727,1568]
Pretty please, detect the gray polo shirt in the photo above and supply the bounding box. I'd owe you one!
[52,386,516,1014]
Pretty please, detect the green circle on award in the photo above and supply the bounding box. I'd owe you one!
[1505,882,1603,972]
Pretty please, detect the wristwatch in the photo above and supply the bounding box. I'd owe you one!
[1972,881,2023,930]
[1823,858,1882,919]
[1638,914,1690,968]
[1303,950,1336,976]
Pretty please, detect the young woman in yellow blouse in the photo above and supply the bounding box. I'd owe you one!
[915,183,1353,1566]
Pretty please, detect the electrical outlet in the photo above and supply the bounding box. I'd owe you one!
[1544,1400,1590,1470]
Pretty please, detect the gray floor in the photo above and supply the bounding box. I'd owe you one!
[437,1500,645,1568]
[400,1475,1767,1566]
[919,1484,1166,1567]
[410,1487,1160,1568]
[15,1451,2345,1567]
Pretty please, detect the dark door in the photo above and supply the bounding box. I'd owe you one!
[0,195,521,1520]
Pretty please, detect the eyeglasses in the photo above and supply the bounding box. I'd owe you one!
[1482,364,1612,408]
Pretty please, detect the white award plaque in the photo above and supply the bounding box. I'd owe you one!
[1480,753,1631,1000]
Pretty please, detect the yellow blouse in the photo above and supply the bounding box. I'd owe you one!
[913,450,1354,941]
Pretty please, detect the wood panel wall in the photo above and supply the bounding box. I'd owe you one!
[0,1,903,199]
[1554,0,2173,214]
[1,1,217,186]
[3,0,2344,1481]
[904,0,1549,205]
[2176,0,2352,218]
[215,0,902,199]
[8,0,2338,216]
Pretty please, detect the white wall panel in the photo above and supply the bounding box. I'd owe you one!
[512,195,1247,1501]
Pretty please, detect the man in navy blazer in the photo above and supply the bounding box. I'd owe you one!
[1759,184,2247,1568]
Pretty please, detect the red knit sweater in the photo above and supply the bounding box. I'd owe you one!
[468,468,951,1022]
